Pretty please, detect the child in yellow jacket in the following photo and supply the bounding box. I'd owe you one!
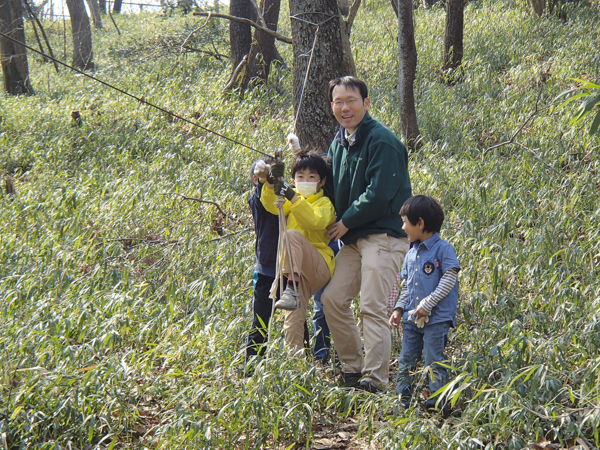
[260,149,336,354]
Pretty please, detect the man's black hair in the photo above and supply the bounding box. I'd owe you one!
[400,195,445,234]
[290,149,328,181]
[328,76,369,102]
[250,155,277,183]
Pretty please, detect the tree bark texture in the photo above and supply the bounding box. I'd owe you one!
[65,0,94,70]
[289,0,344,153]
[338,10,355,76]
[238,0,281,88]
[0,0,32,94]
[397,0,420,149]
[86,0,103,29]
[98,0,107,13]
[113,0,122,14]
[529,0,545,15]
[338,0,349,15]
[229,0,256,69]
[442,0,463,71]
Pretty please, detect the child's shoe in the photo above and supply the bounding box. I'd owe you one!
[274,286,301,310]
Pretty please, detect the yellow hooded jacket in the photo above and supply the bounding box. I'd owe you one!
[261,185,336,276]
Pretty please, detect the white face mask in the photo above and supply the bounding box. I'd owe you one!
[295,181,320,197]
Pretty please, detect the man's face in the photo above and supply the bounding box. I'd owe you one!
[331,85,370,134]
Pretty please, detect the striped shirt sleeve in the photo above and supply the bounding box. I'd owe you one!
[393,283,408,310]
[419,268,459,313]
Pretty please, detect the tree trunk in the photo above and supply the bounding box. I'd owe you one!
[86,0,103,29]
[390,0,398,16]
[338,12,356,76]
[98,0,107,14]
[289,0,344,153]
[236,0,281,89]
[113,0,122,14]
[0,0,32,94]
[529,0,545,15]
[442,0,463,71]
[397,0,420,149]
[338,0,349,15]
[65,0,94,70]
[229,0,256,69]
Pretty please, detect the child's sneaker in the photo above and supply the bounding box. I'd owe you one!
[274,286,301,310]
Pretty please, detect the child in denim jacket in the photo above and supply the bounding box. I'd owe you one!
[389,195,460,415]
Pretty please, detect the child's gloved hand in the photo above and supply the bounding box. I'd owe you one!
[274,180,296,201]
[268,162,285,184]
[254,160,271,181]
[408,308,430,328]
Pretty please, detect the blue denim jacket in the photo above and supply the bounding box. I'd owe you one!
[401,233,460,327]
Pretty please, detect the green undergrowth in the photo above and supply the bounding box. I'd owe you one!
[1,0,600,448]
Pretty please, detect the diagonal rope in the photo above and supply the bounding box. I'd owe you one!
[0,30,274,158]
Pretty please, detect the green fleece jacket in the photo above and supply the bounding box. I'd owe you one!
[327,113,412,245]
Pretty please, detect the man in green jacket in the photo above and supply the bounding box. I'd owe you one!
[322,76,412,392]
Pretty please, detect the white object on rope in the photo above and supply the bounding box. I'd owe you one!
[287,133,301,152]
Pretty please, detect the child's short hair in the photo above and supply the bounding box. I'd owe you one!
[290,149,328,180]
[250,155,276,182]
[400,195,445,234]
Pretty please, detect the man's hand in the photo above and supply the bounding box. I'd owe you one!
[327,220,349,242]
[389,308,404,329]
[274,180,297,202]
[268,161,285,185]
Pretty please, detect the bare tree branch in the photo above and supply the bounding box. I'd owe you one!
[193,11,292,44]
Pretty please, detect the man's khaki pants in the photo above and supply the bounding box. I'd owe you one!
[282,230,331,354]
[322,233,409,389]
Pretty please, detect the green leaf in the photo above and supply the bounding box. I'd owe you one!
[590,109,600,135]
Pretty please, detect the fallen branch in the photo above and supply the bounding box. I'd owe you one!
[482,88,549,158]
[167,193,238,223]
[192,12,292,44]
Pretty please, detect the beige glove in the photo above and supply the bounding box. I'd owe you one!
[408,309,430,328]
[254,160,271,181]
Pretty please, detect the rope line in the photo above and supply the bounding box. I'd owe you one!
[293,25,319,134]
[290,14,336,134]
[0,30,273,158]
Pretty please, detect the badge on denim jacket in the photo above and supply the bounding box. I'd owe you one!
[423,261,435,274]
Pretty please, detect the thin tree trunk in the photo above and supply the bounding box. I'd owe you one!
[390,0,398,16]
[338,0,349,15]
[113,0,122,14]
[397,0,420,149]
[23,0,60,72]
[98,0,107,13]
[86,0,103,29]
[0,0,32,94]
[229,0,256,69]
[338,0,360,77]
[28,12,48,62]
[442,0,463,71]
[65,0,94,70]
[236,0,281,90]
[529,0,545,15]
[289,0,344,153]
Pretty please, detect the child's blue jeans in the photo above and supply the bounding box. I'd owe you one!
[396,320,451,408]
